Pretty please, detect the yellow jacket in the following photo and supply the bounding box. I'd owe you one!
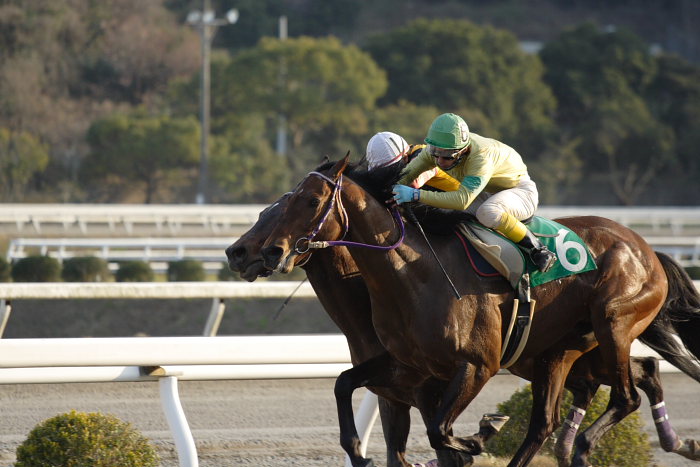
[399,134,528,210]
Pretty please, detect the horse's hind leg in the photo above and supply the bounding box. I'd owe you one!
[570,347,641,467]
[632,356,683,452]
[377,397,413,467]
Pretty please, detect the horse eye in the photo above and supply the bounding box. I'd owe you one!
[309,198,321,208]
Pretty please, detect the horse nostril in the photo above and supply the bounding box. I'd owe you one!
[261,246,283,269]
[226,246,246,263]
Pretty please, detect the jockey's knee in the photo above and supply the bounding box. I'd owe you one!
[475,203,505,229]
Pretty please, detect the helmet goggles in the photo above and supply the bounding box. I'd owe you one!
[427,144,467,161]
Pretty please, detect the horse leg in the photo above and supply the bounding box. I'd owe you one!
[424,361,496,466]
[570,352,641,467]
[377,397,413,467]
[555,378,598,467]
[335,352,407,467]
[629,356,683,453]
[508,350,579,467]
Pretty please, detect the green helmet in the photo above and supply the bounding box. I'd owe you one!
[424,113,470,150]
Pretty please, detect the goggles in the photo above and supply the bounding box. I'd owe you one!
[427,144,466,161]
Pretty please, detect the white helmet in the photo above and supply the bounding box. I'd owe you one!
[366,131,409,170]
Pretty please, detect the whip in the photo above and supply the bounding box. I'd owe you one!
[404,205,461,300]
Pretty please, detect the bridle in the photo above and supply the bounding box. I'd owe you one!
[292,170,405,255]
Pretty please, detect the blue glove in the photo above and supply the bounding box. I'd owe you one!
[392,184,419,204]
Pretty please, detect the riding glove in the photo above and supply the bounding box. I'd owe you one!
[392,184,419,204]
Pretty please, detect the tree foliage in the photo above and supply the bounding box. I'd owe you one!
[81,114,199,203]
[0,128,49,200]
[540,23,676,204]
[364,18,557,156]
[2,2,700,205]
[219,36,387,178]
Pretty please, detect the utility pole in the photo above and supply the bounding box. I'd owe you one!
[276,16,288,158]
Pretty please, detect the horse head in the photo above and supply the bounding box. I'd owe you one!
[261,154,351,274]
[225,192,293,281]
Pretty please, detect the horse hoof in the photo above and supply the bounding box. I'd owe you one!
[479,413,510,433]
[674,438,700,460]
[413,460,439,467]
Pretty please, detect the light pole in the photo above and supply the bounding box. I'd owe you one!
[187,1,239,205]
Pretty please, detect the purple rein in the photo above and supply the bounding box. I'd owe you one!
[294,171,406,254]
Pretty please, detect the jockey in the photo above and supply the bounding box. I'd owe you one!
[391,113,557,273]
[366,131,460,192]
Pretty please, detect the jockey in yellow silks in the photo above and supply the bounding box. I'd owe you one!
[392,113,556,273]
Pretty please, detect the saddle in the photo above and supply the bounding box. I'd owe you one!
[455,217,597,368]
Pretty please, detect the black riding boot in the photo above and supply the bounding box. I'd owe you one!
[518,229,557,273]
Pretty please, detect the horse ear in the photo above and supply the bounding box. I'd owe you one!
[330,152,351,181]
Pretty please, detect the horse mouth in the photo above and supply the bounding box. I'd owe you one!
[239,260,270,282]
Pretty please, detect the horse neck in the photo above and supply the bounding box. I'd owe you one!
[338,181,426,292]
[302,247,385,361]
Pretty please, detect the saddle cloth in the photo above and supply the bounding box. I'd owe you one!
[456,216,597,290]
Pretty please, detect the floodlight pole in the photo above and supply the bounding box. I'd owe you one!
[188,1,238,205]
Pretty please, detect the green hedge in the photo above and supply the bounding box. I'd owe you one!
[15,410,159,467]
[485,384,652,467]
[61,256,112,282]
[11,256,61,282]
[167,259,205,281]
[115,261,154,282]
[0,257,10,282]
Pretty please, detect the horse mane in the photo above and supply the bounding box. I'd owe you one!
[315,158,471,235]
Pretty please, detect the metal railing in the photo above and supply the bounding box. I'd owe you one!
[1,204,700,237]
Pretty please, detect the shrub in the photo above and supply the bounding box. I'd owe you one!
[61,256,112,282]
[167,259,205,281]
[0,257,10,282]
[15,410,159,467]
[11,256,61,282]
[485,384,652,467]
[115,261,154,282]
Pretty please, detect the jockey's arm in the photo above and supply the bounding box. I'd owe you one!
[418,175,488,210]
[419,168,461,191]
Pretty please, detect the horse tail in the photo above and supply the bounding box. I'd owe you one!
[637,251,700,383]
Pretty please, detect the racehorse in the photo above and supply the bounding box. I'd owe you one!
[226,186,700,466]
[258,155,698,467]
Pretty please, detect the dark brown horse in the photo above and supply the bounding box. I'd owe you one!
[226,191,700,466]
[258,155,698,467]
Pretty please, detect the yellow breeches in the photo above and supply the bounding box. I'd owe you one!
[495,212,527,243]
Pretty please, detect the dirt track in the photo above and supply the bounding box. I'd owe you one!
[0,373,697,467]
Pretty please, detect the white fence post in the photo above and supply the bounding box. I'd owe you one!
[159,375,198,467]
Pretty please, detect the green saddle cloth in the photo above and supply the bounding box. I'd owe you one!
[464,216,597,288]
[524,216,597,287]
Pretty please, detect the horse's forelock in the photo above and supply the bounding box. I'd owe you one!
[309,157,406,204]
